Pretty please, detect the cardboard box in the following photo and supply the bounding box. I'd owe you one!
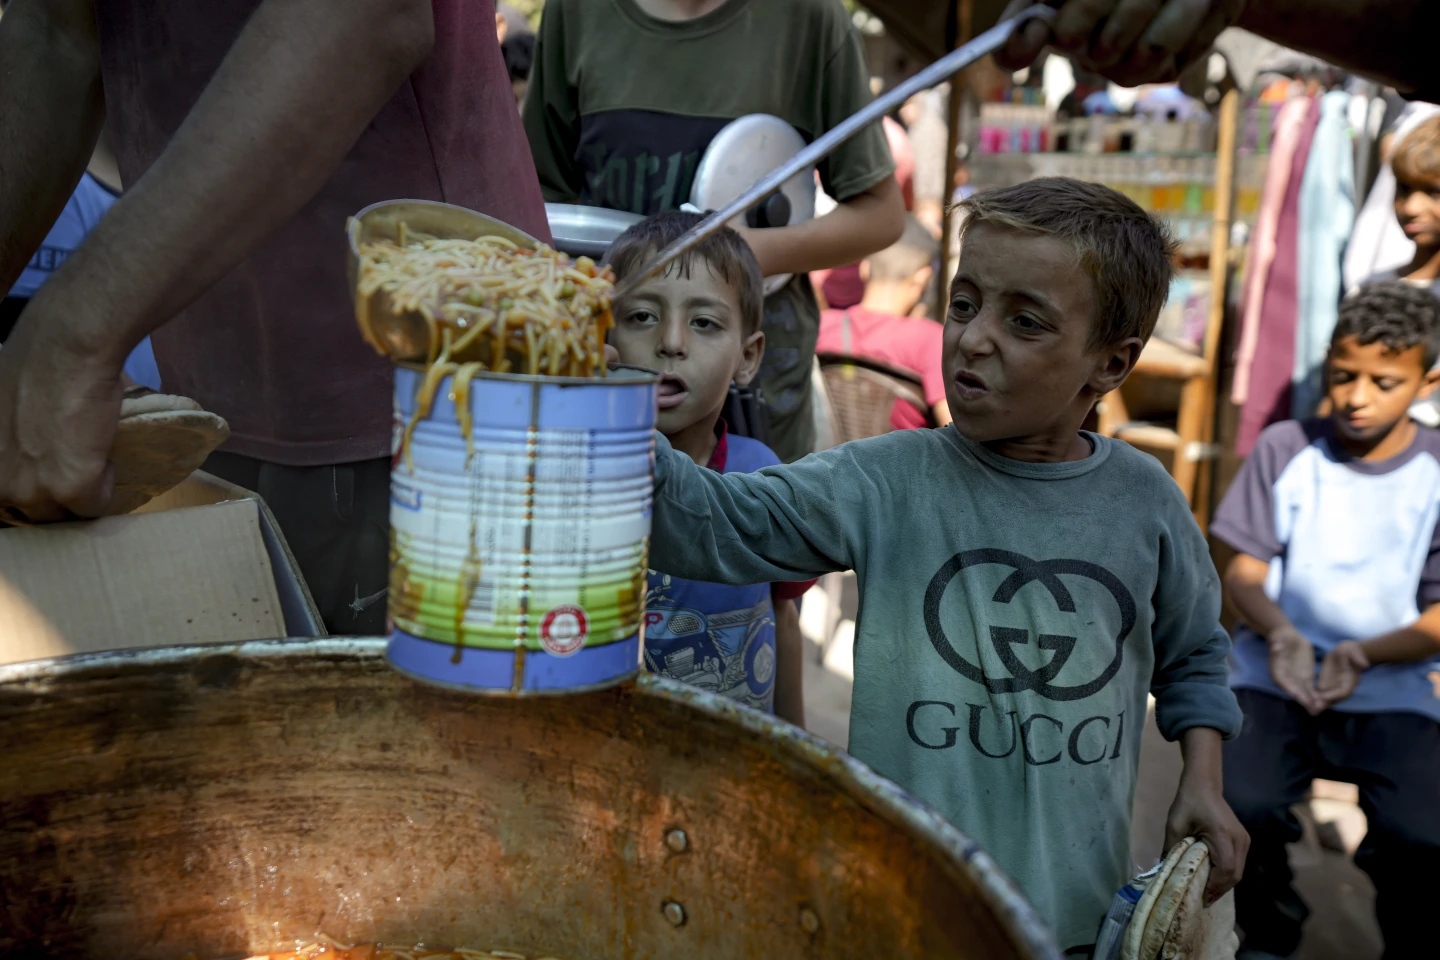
[0,471,324,665]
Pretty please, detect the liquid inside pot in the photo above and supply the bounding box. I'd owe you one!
[234,942,566,960]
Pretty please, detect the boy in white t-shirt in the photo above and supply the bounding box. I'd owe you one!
[1214,281,1440,960]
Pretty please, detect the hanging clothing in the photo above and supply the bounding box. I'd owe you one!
[1292,91,1355,419]
[1343,102,1440,294]
[1237,97,1321,456]
[1233,97,1313,406]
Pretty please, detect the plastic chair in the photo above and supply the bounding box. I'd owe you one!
[815,352,933,443]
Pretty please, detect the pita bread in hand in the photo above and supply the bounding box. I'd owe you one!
[106,392,229,515]
[1122,837,1238,960]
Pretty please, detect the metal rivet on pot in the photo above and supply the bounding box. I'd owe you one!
[799,907,820,934]
[663,900,687,926]
[665,829,688,853]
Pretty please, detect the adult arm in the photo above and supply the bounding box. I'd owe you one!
[735,4,903,278]
[34,0,435,362]
[737,178,905,278]
[932,400,953,427]
[0,0,436,520]
[772,595,806,728]
[0,0,104,295]
[998,0,1439,99]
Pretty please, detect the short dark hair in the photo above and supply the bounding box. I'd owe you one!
[867,214,939,283]
[1333,280,1440,368]
[957,177,1177,349]
[605,210,765,336]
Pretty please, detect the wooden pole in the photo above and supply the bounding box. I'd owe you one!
[935,0,972,320]
[1173,87,1239,529]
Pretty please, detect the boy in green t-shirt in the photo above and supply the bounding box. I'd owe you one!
[645,178,1249,953]
[522,0,904,463]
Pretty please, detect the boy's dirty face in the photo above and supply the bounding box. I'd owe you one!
[611,259,763,437]
[943,223,1124,451]
[1326,335,1438,444]
[1395,173,1440,248]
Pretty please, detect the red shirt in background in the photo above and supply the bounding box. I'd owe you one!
[817,307,946,431]
[811,120,912,305]
[95,0,549,466]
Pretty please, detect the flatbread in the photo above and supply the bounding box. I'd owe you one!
[118,391,201,417]
[106,395,229,515]
[1122,838,1238,960]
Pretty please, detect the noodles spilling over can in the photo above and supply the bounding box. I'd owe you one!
[355,227,614,378]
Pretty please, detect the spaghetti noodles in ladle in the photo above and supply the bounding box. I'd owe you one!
[354,228,615,466]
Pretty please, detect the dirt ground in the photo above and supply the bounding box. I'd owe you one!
[797,576,1383,959]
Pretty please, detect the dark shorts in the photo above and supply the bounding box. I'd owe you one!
[204,452,390,637]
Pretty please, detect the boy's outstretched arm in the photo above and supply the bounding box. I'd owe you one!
[1224,553,1325,714]
[1317,602,1440,707]
[649,433,871,586]
[1164,727,1250,905]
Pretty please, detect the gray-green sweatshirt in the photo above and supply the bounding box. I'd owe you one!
[649,425,1242,953]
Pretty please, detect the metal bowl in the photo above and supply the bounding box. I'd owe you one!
[545,204,644,262]
[0,640,1061,960]
[345,199,542,362]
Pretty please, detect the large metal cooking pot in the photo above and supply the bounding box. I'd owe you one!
[0,640,1061,960]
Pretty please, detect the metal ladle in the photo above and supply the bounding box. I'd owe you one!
[348,6,1057,363]
[346,199,543,362]
[612,4,1058,302]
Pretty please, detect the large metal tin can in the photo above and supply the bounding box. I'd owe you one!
[387,363,657,694]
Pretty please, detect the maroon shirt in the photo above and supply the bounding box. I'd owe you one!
[95,0,551,465]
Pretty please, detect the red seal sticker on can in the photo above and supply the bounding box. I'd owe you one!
[540,604,588,657]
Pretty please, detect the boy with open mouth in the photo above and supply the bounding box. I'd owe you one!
[608,211,812,724]
[642,178,1248,953]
